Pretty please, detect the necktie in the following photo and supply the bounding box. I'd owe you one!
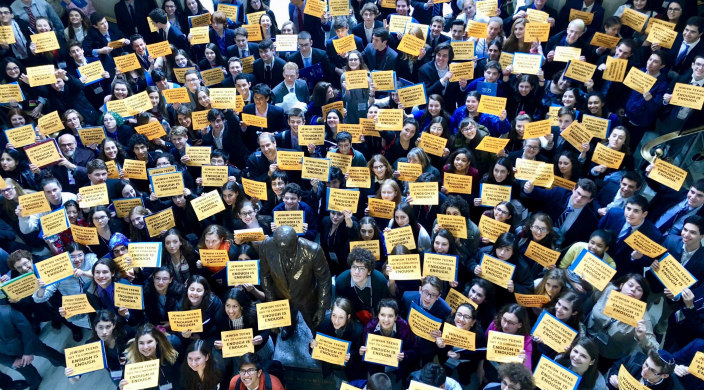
[659,204,689,233]
[160,29,166,41]
[618,225,632,243]
[676,43,690,65]
[432,4,440,17]
[243,49,249,57]
[303,56,311,68]
[128,4,135,23]
[265,65,272,84]
[582,6,588,11]
[297,8,304,31]
[25,6,36,31]
[556,206,573,228]
[289,88,294,93]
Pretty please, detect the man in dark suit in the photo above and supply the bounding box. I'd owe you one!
[271,62,310,104]
[598,195,663,277]
[410,0,442,25]
[596,171,643,217]
[648,215,704,295]
[426,16,450,51]
[52,133,94,193]
[326,18,364,76]
[418,43,462,112]
[148,8,189,52]
[289,0,325,50]
[241,84,286,150]
[252,38,286,88]
[522,178,600,250]
[201,108,250,169]
[647,178,704,238]
[362,28,398,72]
[245,132,283,182]
[46,71,100,126]
[114,0,156,40]
[288,31,335,85]
[65,40,110,110]
[227,27,261,59]
[82,12,129,75]
[556,0,605,33]
[504,0,558,35]
[653,16,704,75]
[222,58,256,87]
[351,2,383,47]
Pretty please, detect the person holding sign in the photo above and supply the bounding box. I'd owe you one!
[418,43,464,111]
[585,274,659,366]
[517,212,559,278]
[360,298,418,379]
[434,196,482,259]
[341,51,375,124]
[605,348,675,390]
[385,202,432,253]
[474,158,521,209]
[322,208,360,276]
[659,55,704,155]
[486,304,533,370]
[588,127,634,180]
[143,266,186,332]
[554,337,607,390]
[325,19,364,76]
[434,303,488,386]
[471,233,534,305]
[84,257,144,326]
[450,91,511,138]
[309,297,365,381]
[652,216,704,297]
[86,206,123,258]
[271,183,318,241]
[480,202,516,244]
[232,200,273,245]
[543,19,588,78]
[17,177,76,249]
[181,340,223,390]
[0,179,49,252]
[120,323,180,390]
[484,363,535,390]
[178,275,223,344]
[559,229,617,293]
[401,275,451,364]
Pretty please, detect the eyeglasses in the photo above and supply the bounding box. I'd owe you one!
[69,253,84,260]
[240,210,255,217]
[494,207,510,216]
[501,316,520,326]
[525,144,540,150]
[239,368,258,376]
[1,186,15,193]
[642,362,662,376]
[421,289,440,299]
[455,312,473,321]
[667,7,682,11]
[93,215,108,221]
[531,225,548,233]
[350,265,367,273]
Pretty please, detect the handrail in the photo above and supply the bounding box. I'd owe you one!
[639,124,704,163]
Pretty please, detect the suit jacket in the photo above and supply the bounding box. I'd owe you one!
[288,3,325,50]
[557,0,605,32]
[646,182,704,234]
[598,207,663,277]
[271,79,310,104]
[504,5,558,36]
[595,175,625,209]
[164,24,189,52]
[226,42,260,59]
[523,186,599,249]
[82,23,126,74]
[326,35,364,68]
[200,113,250,168]
[660,70,704,132]
[49,146,94,193]
[208,27,236,57]
[647,235,704,292]
[259,235,331,328]
[362,43,399,71]
[0,303,43,357]
[351,20,383,47]
[45,75,100,125]
[252,56,286,88]
[287,47,335,80]
[114,0,154,40]
[410,0,442,24]
[666,36,704,75]
[241,103,285,145]
[0,17,31,60]
[426,33,450,50]
[418,61,461,111]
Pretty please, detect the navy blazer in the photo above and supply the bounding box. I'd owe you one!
[200,112,250,169]
[287,47,336,80]
[523,186,599,249]
[164,24,189,52]
[326,35,364,68]
[351,20,383,47]
[288,3,325,50]
[82,23,127,73]
[252,56,286,88]
[208,27,237,56]
[114,0,156,40]
[557,0,605,32]
[241,103,286,149]
[664,35,704,74]
[362,43,399,71]
[598,207,663,277]
[226,41,260,59]
[418,61,461,112]
[646,235,704,293]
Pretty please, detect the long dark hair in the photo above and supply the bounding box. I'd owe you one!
[223,287,258,325]
[391,202,421,241]
[555,337,600,390]
[88,309,127,346]
[181,339,222,389]
[491,232,520,264]
[182,275,213,310]
[494,303,530,335]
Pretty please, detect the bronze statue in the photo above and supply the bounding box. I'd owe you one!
[259,225,332,338]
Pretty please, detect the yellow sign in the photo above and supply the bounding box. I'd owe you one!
[563,59,597,83]
[581,115,610,139]
[191,190,226,221]
[322,101,344,119]
[200,66,225,86]
[77,127,106,146]
[624,230,666,258]
[388,15,412,33]
[274,210,305,234]
[397,33,425,56]
[78,183,109,208]
[184,146,212,166]
[1,273,38,300]
[423,253,458,282]
[201,165,228,187]
[26,64,56,87]
[524,119,551,139]
[332,34,357,54]
[25,139,62,168]
[387,254,422,280]
[277,151,304,171]
[368,197,395,219]
[553,46,582,62]
[533,356,582,390]
[168,309,203,332]
[345,70,369,90]
[398,84,427,107]
[200,250,229,268]
[623,66,657,94]
[123,159,148,180]
[0,83,23,103]
[128,242,162,268]
[371,71,396,91]
[408,303,442,342]
[326,151,353,174]
[417,132,447,156]
[301,157,331,182]
[450,41,475,61]
[113,53,141,73]
[189,26,210,44]
[298,125,325,145]
[31,31,60,52]
[523,240,560,268]
[479,253,515,289]
[5,124,36,148]
[569,249,616,291]
[123,359,160,390]
[621,7,648,31]
[65,341,105,377]
[561,121,593,151]
[526,8,549,23]
[40,207,69,238]
[449,61,475,82]
[591,143,625,170]
[311,333,351,366]
[652,253,698,296]
[603,290,647,327]
[189,12,212,27]
[375,109,404,131]
[227,260,259,286]
[114,282,143,310]
[328,188,360,212]
[146,40,172,57]
[150,171,184,198]
[466,20,488,38]
[364,334,402,367]
[649,158,687,191]
[647,24,677,49]
[62,294,95,319]
[106,160,119,179]
[670,82,704,110]
[443,172,472,195]
[18,191,51,217]
[217,3,239,19]
[397,161,423,181]
[689,351,704,381]
[499,52,514,70]
[209,88,239,110]
[0,25,16,44]
[144,207,175,238]
[408,182,439,206]
[531,311,577,353]
[346,167,371,188]
[569,8,594,24]
[475,136,510,153]
[511,52,543,75]
[221,329,255,358]
[525,22,550,42]
[37,110,64,135]
[436,214,468,239]
[71,224,100,246]
[349,240,381,260]
[242,177,268,201]
[257,300,292,330]
[234,228,267,243]
[35,252,74,285]
[479,183,512,207]
[384,226,416,253]
[113,198,143,219]
[515,293,551,308]
[445,288,477,311]
[590,32,620,48]
[618,364,650,390]
[161,87,190,104]
[514,158,554,188]
[475,0,498,16]
[477,95,506,116]
[441,322,476,350]
[303,0,325,17]
[486,330,524,363]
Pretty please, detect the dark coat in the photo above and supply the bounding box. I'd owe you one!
[351,20,383,47]
[418,61,461,112]
[114,0,155,40]
[252,56,286,88]
[362,43,398,71]
[598,207,663,277]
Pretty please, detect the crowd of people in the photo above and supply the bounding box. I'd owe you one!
[1,0,704,389]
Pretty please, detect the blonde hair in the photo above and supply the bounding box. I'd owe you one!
[125,324,178,365]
